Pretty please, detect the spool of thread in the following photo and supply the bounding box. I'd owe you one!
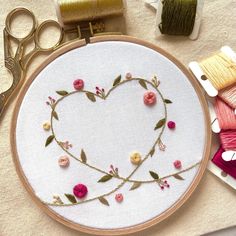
[212,146,236,179]
[214,97,236,130]
[155,0,204,40]
[220,131,236,151]
[219,84,236,109]
[159,0,197,36]
[55,0,124,25]
[199,52,236,91]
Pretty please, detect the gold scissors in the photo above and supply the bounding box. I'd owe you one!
[1,7,64,117]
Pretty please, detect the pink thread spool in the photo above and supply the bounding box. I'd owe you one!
[212,146,236,179]
[214,97,236,130]
[219,84,236,110]
[220,130,236,151]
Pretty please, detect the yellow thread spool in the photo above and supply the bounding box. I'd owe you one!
[199,52,236,90]
[56,0,124,25]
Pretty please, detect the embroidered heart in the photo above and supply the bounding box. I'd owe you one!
[46,74,167,174]
[43,74,185,206]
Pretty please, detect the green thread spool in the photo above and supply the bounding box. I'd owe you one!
[159,0,197,36]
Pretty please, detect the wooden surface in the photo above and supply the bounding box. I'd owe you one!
[0,0,236,235]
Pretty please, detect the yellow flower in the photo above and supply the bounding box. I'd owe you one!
[130,152,142,165]
[43,122,51,131]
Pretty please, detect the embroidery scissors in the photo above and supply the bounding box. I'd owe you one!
[1,7,64,117]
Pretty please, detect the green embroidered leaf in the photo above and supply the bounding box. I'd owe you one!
[113,75,122,86]
[81,149,87,163]
[138,79,148,90]
[150,147,155,157]
[52,111,59,120]
[149,171,159,180]
[154,118,166,130]
[98,174,113,183]
[129,182,142,191]
[164,99,172,104]
[64,194,77,203]
[98,197,109,206]
[56,90,69,96]
[45,135,54,147]
[173,174,184,180]
[86,92,96,102]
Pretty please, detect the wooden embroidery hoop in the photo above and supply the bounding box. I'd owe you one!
[11,35,211,235]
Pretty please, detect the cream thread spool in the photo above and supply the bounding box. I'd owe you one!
[55,0,125,26]
[189,46,236,102]
[154,0,204,40]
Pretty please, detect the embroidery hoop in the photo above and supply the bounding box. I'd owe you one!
[11,35,211,235]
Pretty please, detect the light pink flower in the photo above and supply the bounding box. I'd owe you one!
[115,193,123,203]
[125,73,132,80]
[58,156,70,167]
[143,91,156,106]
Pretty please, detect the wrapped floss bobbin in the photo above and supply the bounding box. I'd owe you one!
[54,0,125,26]
[189,47,236,186]
[145,0,204,40]
[189,47,236,134]
[189,46,236,113]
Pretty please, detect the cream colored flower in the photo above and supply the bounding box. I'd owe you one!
[43,122,51,131]
[130,152,142,165]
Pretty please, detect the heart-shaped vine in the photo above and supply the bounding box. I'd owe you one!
[42,74,201,207]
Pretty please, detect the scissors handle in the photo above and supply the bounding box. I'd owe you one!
[5,7,37,40]
[21,20,64,70]
[0,59,22,117]
[5,7,37,61]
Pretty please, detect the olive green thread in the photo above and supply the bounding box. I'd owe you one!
[159,0,197,36]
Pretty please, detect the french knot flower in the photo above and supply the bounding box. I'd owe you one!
[125,72,132,80]
[143,91,157,106]
[174,160,182,169]
[43,122,51,131]
[58,156,70,168]
[130,152,142,165]
[73,183,88,198]
[73,79,84,90]
[168,121,176,129]
[115,193,123,203]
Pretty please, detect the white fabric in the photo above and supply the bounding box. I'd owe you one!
[15,41,205,229]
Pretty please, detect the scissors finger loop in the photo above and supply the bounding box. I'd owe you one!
[5,7,37,40]
[35,20,64,52]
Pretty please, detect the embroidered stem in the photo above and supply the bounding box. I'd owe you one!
[44,161,200,206]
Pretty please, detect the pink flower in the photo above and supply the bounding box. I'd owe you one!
[143,91,156,106]
[58,156,70,168]
[168,121,176,129]
[73,79,84,90]
[115,193,123,203]
[125,72,132,80]
[73,184,88,198]
[174,160,182,169]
